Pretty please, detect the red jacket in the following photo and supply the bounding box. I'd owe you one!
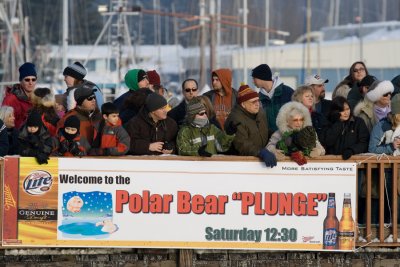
[2,84,32,129]
[52,132,91,157]
[92,119,130,156]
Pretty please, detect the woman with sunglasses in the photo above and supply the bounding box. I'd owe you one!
[353,80,394,132]
[176,97,234,156]
[2,62,37,129]
[332,61,369,99]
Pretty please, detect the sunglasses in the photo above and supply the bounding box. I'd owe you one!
[24,78,37,82]
[353,67,365,73]
[197,111,207,116]
[185,88,198,93]
[86,95,96,101]
[382,92,391,97]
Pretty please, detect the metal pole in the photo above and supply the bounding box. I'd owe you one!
[199,0,206,90]
[62,0,68,69]
[359,0,363,61]
[306,0,311,75]
[210,0,216,72]
[243,0,248,84]
[265,0,269,63]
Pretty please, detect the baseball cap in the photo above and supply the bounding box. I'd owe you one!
[305,74,329,85]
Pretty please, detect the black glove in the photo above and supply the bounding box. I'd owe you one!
[293,126,317,150]
[342,149,353,160]
[36,153,49,165]
[198,145,212,157]
[69,141,82,156]
[58,140,69,154]
[225,121,240,135]
[259,149,277,168]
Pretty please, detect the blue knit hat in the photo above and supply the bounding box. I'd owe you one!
[19,62,37,81]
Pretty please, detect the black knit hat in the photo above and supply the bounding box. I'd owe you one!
[26,110,42,127]
[138,70,148,82]
[64,115,80,130]
[63,62,87,81]
[251,64,272,81]
[74,83,97,106]
[19,62,37,81]
[145,93,167,112]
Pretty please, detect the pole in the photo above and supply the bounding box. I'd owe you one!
[243,0,248,84]
[306,0,311,75]
[199,0,206,90]
[62,0,68,69]
[265,0,269,63]
[359,0,363,61]
[210,0,216,72]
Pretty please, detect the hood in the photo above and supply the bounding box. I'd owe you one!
[353,98,374,118]
[7,84,29,102]
[212,69,232,93]
[124,69,142,91]
[276,102,312,133]
[259,76,283,96]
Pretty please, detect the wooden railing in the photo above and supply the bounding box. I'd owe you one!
[0,155,399,249]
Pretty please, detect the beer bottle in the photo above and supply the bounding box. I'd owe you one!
[338,193,355,250]
[323,192,339,249]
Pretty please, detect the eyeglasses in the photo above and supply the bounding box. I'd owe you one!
[185,88,198,93]
[382,92,391,97]
[197,111,207,116]
[353,67,365,73]
[86,95,96,101]
[24,78,37,82]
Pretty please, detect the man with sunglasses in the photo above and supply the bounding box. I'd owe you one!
[57,83,102,145]
[168,78,199,126]
[2,62,37,129]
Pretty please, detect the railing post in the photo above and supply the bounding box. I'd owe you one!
[366,163,372,243]
[379,163,385,242]
[393,163,398,242]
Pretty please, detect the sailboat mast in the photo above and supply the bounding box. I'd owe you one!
[62,0,68,69]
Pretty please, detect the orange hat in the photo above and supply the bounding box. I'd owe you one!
[237,84,258,104]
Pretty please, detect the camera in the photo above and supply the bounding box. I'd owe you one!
[163,141,174,151]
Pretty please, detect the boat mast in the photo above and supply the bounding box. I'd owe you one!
[62,0,68,69]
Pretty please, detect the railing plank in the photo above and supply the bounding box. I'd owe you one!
[379,163,385,242]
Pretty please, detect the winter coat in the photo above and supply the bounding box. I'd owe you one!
[224,104,269,156]
[6,127,19,155]
[18,124,53,158]
[2,84,32,129]
[266,102,325,160]
[259,76,294,136]
[124,107,178,155]
[52,132,90,157]
[353,99,379,132]
[0,120,9,156]
[57,107,102,145]
[311,111,330,142]
[168,100,187,127]
[203,69,237,130]
[30,107,59,137]
[315,99,332,118]
[368,118,397,155]
[177,123,234,156]
[65,80,104,111]
[322,116,369,155]
[91,119,130,156]
[117,89,152,124]
[332,83,351,99]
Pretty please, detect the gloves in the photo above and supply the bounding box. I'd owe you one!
[293,126,316,150]
[198,145,212,157]
[290,151,307,166]
[225,121,240,135]
[259,149,277,168]
[342,149,353,160]
[36,153,49,165]
[69,141,83,157]
[58,140,69,154]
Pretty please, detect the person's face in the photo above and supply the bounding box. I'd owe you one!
[4,112,15,128]
[21,76,37,93]
[65,127,78,134]
[138,77,149,89]
[182,80,198,101]
[288,114,304,130]
[377,92,391,107]
[241,97,260,114]
[312,84,325,100]
[352,64,367,82]
[252,77,273,91]
[104,113,119,126]
[212,76,223,91]
[64,75,76,87]
[151,105,168,121]
[301,90,314,109]
[340,103,351,121]
[27,126,39,134]
[80,94,96,111]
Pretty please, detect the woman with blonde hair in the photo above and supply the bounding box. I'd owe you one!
[0,106,20,155]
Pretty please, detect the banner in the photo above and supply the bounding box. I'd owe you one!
[2,157,356,251]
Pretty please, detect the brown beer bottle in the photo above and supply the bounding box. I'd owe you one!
[338,193,355,250]
[323,193,339,249]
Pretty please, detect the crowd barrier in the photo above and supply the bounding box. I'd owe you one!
[0,155,399,251]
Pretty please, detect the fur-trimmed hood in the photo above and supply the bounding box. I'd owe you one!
[32,87,55,108]
[353,98,374,119]
[276,101,312,133]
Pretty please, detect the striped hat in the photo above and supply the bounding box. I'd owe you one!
[237,84,258,104]
[63,62,87,81]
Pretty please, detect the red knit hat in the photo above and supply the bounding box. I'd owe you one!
[237,84,258,104]
[146,70,161,86]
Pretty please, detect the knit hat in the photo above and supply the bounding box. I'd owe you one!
[305,74,329,85]
[358,75,377,88]
[366,80,394,102]
[251,64,272,81]
[147,70,161,86]
[74,83,97,106]
[124,69,143,91]
[32,87,55,107]
[145,93,167,112]
[19,62,37,81]
[237,84,259,104]
[26,110,42,127]
[64,115,80,130]
[63,62,87,81]
[186,98,206,117]
[138,70,147,82]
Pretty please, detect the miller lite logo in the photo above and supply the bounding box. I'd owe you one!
[23,170,53,195]
[323,228,337,246]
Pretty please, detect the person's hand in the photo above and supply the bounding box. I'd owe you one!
[259,149,277,168]
[198,145,212,157]
[149,142,164,152]
[69,141,83,156]
[59,140,69,154]
[225,121,240,135]
[36,153,49,165]
[290,151,307,165]
[342,149,353,160]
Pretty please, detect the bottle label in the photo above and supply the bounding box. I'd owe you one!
[323,228,337,246]
[338,231,354,237]
[327,198,335,208]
